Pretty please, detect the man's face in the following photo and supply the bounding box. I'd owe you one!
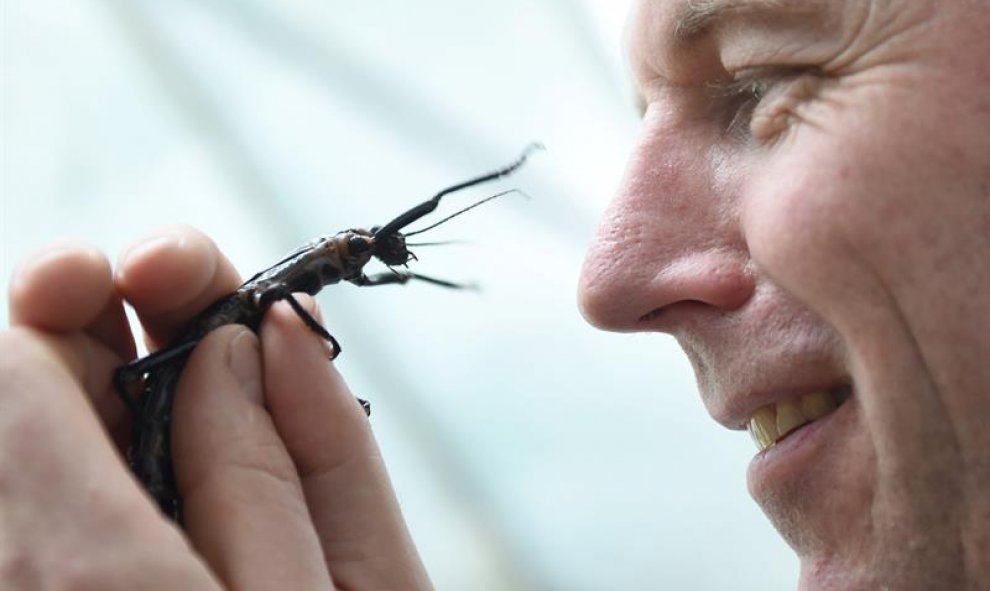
[579,0,990,587]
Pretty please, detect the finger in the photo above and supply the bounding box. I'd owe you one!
[0,328,220,591]
[115,226,242,350]
[8,241,135,361]
[8,244,135,434]
[261,297,432,590]
[172,325,334,591]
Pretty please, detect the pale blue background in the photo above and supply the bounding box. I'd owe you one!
[1,1,798,588]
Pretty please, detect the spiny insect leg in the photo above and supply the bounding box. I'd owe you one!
[114,340,198,416]
[352,271,475,290]
[283,292,342,359]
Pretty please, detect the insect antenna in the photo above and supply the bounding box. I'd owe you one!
[404,239,470,247]
[373,143,543,239]
[404,189,529,237]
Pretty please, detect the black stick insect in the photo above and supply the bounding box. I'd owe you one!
[114,143,542,522]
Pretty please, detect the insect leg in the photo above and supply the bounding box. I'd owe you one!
[352,271,476,290]
[114,340,199,415]
[283,293,342,359]
[280,294,368,413]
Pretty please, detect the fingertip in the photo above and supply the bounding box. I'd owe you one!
[279,293,322,323]
[266,295,336,362]
[115,225,218,315]
[172,325,255,405]
[115,226,242,348]
[9,242,114,331]
[175,324,264,411]
[226,327,264,405]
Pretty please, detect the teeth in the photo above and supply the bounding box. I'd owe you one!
[801,390,837,420]
[748,407,778,451]
[775,400,807,438]
[747,388,847,452]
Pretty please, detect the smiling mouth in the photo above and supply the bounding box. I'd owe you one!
[747,385,852,451]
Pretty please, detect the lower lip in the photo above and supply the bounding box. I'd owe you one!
[747,394,856,492]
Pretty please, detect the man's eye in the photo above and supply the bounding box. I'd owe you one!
[720,76,774,140]
[720,68,823,142]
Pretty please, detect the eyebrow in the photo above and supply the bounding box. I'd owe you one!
[631,0,830,117]
[673,0,821,42]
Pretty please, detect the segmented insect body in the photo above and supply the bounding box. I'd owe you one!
[115,144,541,521]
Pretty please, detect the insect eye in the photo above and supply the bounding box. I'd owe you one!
[348,236,370,253]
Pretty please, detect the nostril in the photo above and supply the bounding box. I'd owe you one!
[579,248,755,333]
[654,253,755,311]
[639,308,665,322]
[637,299,722,326]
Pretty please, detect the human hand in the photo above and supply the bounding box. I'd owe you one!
[1,227,432,590]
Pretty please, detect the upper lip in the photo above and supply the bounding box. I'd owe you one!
[709,375,851,431]
[634,288,852,432]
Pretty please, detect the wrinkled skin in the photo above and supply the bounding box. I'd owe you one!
[580,0,990,588]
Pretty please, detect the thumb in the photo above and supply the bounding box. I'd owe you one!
[171,326,334,591]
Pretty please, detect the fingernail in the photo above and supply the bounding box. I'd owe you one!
[228,329,263,404]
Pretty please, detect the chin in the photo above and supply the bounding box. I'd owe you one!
[748,398,885,589]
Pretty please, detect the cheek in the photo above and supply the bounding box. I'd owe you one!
[739,75,986,315]
[740,141,873,315]
[736,100,938,325]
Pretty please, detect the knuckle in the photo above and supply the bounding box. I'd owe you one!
[0,334,53,466]
[0,328,70,400]
[226,441,303,493]
[50,557,108,591]
[47,546,152,591]
[0,542,108,591]
[184,435,306,515]
[0,328,44,393]
[0,330,62,453]
[5,507,180,591]
[0,549,42,589]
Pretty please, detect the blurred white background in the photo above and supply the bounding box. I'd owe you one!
[1,0,798,588]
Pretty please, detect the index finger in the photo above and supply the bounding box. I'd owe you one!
[115,226,243,351]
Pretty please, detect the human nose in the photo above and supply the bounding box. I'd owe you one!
[578,115,755,333]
